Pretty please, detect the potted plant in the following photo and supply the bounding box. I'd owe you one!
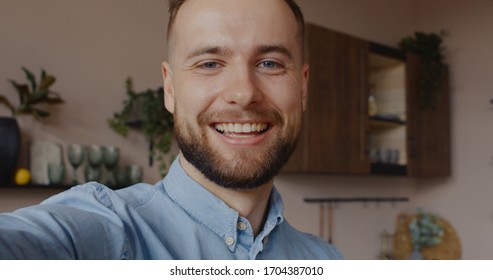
[399,31,448,109]
[0,67,64,185]
[108,78,174,177]
[408,209,445,259]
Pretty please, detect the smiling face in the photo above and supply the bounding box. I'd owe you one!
[162,0,308,189]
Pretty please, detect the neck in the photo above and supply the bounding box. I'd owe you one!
[179,156,273,236]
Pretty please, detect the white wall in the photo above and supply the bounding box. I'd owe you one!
[412,0,493,260]
[1,0,492,259]
[0,0,168,183]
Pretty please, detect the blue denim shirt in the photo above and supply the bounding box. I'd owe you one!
[0,158,343,259]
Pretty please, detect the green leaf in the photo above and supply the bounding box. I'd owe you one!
[5,67,64,121]
[26,90,63,106]
[28,88,48,104]
[9,80,30,104]
[45,96,65,104]
[22,67,37,94]
[108,118,129,137]
[0,95,15,116]
[38,75,56,91]
[110,77,175,176]
[33,108,50,119]
[16,106,34,116]
[126,77,137,97]
[17,105,50,120]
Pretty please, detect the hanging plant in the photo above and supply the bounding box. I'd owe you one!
[108,78,174,176]
[0,67,64,119]
[399,31,448,109]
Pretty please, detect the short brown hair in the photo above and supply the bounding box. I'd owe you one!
[166,0,305,41]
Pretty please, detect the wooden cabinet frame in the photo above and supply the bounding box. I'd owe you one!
[283,23,450,177]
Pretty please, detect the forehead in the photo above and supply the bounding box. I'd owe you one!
[169,0,301,60]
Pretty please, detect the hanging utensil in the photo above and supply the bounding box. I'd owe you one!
[327,203,333,244]
[319,203,324,239]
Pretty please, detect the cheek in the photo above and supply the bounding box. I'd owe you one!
[262,79,304,136]
[262,77,304,113]
[174,75,219,118]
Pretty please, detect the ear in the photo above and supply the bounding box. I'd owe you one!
[161,61,175,114]
[301,63,309,112]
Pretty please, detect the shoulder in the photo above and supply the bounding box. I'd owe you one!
[43,181,162,210]
[276,219,344,260]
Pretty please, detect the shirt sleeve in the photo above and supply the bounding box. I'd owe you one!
[0,183,130,259]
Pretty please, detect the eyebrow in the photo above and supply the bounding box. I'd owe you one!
[185,44,294,61]
[255,44,294,60]
[185,46,232,61]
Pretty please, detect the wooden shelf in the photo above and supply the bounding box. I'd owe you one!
[369,116,406,128]
[0,184,68,190]
[370,163,407,176]
[0,183,126,191]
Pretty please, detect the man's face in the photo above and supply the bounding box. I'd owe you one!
[163,0,308,189]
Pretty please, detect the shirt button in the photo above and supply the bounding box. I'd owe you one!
[225,234,235,246]
[237,221,247,231]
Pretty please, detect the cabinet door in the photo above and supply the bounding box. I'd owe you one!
[406,53,451,177]
[284,24,370,174]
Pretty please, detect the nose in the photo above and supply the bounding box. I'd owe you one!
[222,66,263,108]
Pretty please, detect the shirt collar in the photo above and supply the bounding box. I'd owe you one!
[161,157,284,252]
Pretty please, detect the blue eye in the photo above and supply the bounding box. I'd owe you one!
[201,61,218,69]
[257,60,285,74]
[261,60,278,69]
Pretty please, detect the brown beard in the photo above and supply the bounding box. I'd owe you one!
[173,108,301,190]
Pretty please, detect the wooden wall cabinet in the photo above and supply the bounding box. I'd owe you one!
[283,24,450,177]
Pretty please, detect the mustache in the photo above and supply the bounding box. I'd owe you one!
[198,108,283,124]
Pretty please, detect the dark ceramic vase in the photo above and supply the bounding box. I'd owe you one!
[0,117,20,185]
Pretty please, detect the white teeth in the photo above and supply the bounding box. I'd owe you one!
[214,123,268,133]
[234,123,242,133]
[243,123,251,133]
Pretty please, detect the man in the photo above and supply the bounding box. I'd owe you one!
[0,0,343,259]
